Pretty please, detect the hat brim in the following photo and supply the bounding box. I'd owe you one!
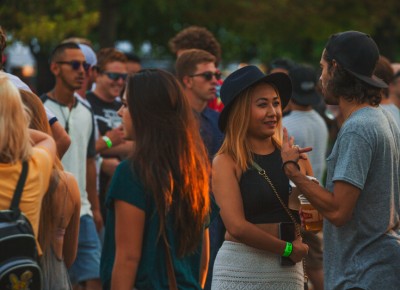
[346,69,388,89]
[291,90,321,106]
[218,72,292,132]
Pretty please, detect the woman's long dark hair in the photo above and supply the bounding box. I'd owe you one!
[126,69,210,257]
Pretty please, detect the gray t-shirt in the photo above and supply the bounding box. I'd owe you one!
[381,103,400,129]
[324,106,400,290]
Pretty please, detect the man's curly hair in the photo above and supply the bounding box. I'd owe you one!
[323,50,382,106]
[169,26,221,65]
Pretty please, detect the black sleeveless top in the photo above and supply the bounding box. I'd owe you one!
[239,149,298,224]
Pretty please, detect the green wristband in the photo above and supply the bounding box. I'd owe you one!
[102,136,113,149]
[282,242,293,257]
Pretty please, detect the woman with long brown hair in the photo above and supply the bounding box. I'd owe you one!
[100,69,214,290]
[210,66,310,289]
[19,89,81,290]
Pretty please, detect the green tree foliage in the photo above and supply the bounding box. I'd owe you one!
[1,0,99,46]
[2,0,400,68]
[115,0,400,64]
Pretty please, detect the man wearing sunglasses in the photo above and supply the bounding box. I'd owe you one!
[86,48,132,229]
[176,48,224,290]
[41,42,103,290]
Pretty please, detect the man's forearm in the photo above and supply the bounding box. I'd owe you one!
[284,163,339,220]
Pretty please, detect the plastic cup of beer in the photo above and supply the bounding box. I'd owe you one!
[298,194,323,232]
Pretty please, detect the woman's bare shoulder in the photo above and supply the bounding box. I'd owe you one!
[213,153,242,179]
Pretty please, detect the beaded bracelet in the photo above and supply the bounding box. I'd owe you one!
[282,242,293,257]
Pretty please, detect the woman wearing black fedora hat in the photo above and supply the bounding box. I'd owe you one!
[211,65,309,289]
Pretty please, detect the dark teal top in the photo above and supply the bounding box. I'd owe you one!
[100,160,217,290]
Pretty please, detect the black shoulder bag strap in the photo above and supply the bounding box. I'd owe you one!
[10,161,29,215]
[252,161,309,290]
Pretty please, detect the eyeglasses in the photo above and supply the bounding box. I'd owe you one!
[56,61,90,72]
[102,72,128,81]
[190,71,222,81]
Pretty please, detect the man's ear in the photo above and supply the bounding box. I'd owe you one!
[182,75,193,89]
[50,62,59,76]
[91,67,99,79]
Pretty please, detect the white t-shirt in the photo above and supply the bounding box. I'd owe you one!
[42,94,96,217]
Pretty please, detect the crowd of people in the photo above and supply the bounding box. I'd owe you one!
[0,24,399,290]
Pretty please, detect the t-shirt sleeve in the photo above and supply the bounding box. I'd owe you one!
[331,132,373,190]
[44,106,58,125]
[86,112,96,158]
[106,162,146,210]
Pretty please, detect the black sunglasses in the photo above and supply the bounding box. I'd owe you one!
[57,61,90,72]
[102,72,128,81]
[190,71,222,81]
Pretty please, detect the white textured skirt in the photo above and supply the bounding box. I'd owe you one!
[211,241,304,290]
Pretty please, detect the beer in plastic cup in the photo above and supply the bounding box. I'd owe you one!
[298,194,323,232]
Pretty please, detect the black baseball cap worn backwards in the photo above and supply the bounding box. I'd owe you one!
[218,65,292,132]
[325,31,388,89]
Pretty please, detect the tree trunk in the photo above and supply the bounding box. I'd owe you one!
[99,0,119,48]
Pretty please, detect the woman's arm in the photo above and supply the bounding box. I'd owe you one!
[199,229,210,288]
[63,172,81,268]
[212,154,308,262]
[50,121,71,158]
[111,200,145,290]
[29,129,56,165]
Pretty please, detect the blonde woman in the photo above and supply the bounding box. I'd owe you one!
[211,66,309,289]
[19,89,81,290]
[0,72,56,254]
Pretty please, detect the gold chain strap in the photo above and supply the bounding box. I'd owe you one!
[252,161,309,286]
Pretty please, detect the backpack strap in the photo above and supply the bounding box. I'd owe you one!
[10,160,29,212]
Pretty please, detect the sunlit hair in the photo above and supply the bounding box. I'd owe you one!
[217,83,282,171]
[19,88,65,251]
[126,69,210,257]
[0,73,32,163]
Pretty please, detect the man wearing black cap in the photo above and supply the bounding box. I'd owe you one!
[282,31,400,290]
[283,64,327,290]
[283,64,328,183]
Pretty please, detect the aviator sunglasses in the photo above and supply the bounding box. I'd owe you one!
[190,71,222,81]
[102,71,128,81]
[56,60,90,72]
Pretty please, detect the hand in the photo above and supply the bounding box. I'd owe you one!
[92,209,104,233]
[105,126,125,147]
[289,235,309,263]
[281,127,312,163]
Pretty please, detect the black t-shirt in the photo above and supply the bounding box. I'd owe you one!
[86,92,122,135]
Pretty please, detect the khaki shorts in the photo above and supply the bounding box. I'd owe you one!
[302,230,323,269]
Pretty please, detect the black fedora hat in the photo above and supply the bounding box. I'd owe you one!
[325,31,387,89]
[218,65,292,132]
